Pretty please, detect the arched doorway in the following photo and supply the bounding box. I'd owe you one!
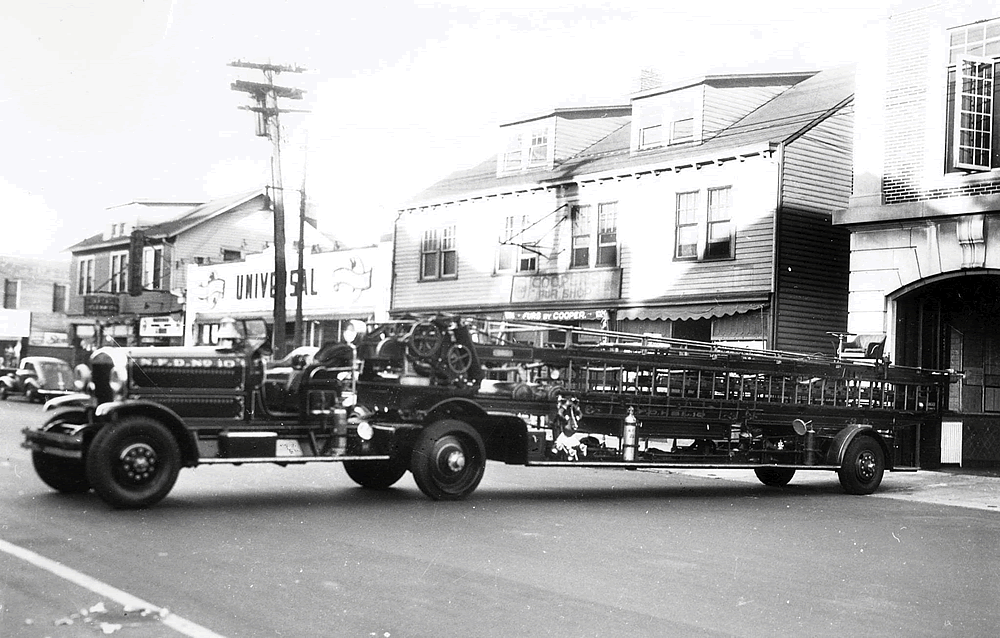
[893,272,1000,468]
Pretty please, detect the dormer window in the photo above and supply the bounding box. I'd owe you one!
[633,89,698,152]
[500,126,550,173]
[670,118,695,143]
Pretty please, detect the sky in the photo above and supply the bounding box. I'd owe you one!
[0,1,895,261]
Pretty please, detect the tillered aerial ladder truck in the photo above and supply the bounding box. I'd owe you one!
[25,314,960,508]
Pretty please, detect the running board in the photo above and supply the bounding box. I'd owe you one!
[196,455,391,465]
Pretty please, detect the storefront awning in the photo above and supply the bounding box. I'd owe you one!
[618,301,767,322]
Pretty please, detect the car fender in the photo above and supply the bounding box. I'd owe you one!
[44,393,93,411]
[94,400,200,466]
[824,424,892,469]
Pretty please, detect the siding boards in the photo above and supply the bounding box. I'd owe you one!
[554,115,630,162]
[703,85,791,137]
[774,105,853,353]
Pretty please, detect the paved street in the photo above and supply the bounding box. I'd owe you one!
[2,399,999,638]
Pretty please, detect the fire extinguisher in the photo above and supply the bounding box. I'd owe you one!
[623,407,638,461]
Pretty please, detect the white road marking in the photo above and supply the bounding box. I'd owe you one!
[0,538,226,638]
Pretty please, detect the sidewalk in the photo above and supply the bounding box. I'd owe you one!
[666,467,1000,512]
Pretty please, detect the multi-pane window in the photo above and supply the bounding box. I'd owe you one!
[420,225,457,280]
[675,192,700,259]
[110,252,128,293]
[675,187,734,261]
[52,284,67,313]
[496,216,538,273]
[946,19,1000,172]
[528,129,548,166]
[503,134,523,172]
[596,203,618,267]
[706,187,734,259]
[77,257,94,295]
[570,205,591,268]
[3,279,18,309]
[143,246,163,289]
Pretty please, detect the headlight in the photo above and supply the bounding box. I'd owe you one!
[356,420,374,441]
[341,391,357,408]
[73,364,92,391]
[108,366,128,398]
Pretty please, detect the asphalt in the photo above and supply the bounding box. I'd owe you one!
[666,466,1000,512]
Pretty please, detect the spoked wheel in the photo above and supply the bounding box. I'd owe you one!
[407,322,443,360]
[33,452,91,493]
[85,416,181,509]
[838,436,885,495]
[754,467,796,487]
[410,419,486,500]
[445,343,473,376]
[343,459,408,490]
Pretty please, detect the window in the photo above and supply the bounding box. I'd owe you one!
[503,134,523,172]
[3,279,18,309]
[143,246,163,289]
[222,249,241,262]
[570,205,591,268]
[496,216,538,273]
[675,192,699,259]
[528,129,548,166]
[52,284,67,313]
[420,226,457,280]
[596,203,618,267]
[110,252,128,293]
[675,187,734,261]
[670,118,695,143]
[77,257,94,295]
[637,104,664,150]
[946,19,1000,172]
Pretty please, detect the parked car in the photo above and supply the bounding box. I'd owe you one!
[0,356,75,403]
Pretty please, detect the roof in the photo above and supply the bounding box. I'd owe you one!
[405,65,855,207]
[67,190,265,253]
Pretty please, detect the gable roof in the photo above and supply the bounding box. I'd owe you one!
[405,65,855,207]
[67,190,266,253]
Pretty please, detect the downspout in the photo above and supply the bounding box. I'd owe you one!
[769,142,785,350]
[389,209,404,320]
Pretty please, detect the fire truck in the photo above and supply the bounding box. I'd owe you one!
[23,315,959,508]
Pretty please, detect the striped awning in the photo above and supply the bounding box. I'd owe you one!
[618,301,767,321]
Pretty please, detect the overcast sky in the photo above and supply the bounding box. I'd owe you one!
[0,1,894,260]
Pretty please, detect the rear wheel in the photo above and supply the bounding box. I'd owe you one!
[754,467,796,487]
[838,436,885,495]
[410,419,486,500]
[33,452,91,493]
[85,416,181,509]
[343,459,407,490]
[25,386,40,403]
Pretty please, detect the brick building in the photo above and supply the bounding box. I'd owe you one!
[0,255,72,365]
[835,2,1000,468]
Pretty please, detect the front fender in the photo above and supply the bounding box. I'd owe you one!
[94,400,200,466]
[44,393,93,412]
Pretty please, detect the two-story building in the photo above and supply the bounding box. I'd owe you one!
[0,255,72,365]
[394,66,855,354]
[66,189,330,353]
[835,2,1000,469]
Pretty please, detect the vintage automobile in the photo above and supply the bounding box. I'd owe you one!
[0,356,75,403]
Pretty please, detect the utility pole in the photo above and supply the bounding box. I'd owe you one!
[294,136,308,348]
[229,59,308,358]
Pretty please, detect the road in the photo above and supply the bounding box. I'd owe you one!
[2,398,999,637]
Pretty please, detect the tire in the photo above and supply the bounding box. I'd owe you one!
[754,467,796,487]
[343,459,408,490]
[85,416,181,509]
[25,386,40,404]
[0,385,8,400]
[32,452,91,494]
[410,419,486,501]
[838,436,885,495]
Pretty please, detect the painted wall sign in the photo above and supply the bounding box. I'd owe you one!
[510,269,622,304]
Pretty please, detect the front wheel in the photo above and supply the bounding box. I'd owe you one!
[33,452,91,493]
[410,419,486,500]
[754,467,796,487]
[838,436,885,495]
[343,459,408,490]
[85,417,181,509]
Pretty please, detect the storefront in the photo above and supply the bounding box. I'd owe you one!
[185,244,391,347]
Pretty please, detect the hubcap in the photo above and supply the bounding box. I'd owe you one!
[856,450,876,482]
[119,443,158,484]
[445,449,466,473]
